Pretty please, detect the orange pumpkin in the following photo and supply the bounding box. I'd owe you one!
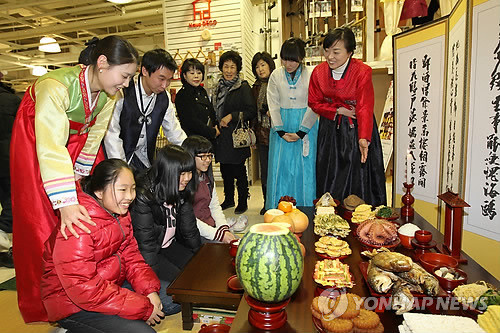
[263,209,284,223]
[298,242,306,257]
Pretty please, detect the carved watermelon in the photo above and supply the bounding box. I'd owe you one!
[235,223,304,303]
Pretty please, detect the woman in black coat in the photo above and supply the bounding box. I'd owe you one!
[130,145,201,284]
[176,58,219,143]
[213,51,257,214]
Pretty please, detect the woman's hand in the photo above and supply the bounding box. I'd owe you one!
[74,173,83,181]
[359,139,369,163]
[222,231,237,244]
[59,204,95,240]
[282,133,300,142]
[337,106,356,119]
[220,114,233,127]
[146,292,164,326]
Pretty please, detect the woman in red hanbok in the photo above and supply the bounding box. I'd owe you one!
[10,36,138,323]
[308,27,387,206]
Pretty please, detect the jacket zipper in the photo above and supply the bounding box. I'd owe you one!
[113,215,125,277]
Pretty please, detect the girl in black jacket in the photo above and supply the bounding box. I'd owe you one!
[130,145,201,285]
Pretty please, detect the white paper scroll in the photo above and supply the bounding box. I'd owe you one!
[395,35,446,204]
[464,0,500,241]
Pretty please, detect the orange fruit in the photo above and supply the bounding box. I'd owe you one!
[278,201,293,213]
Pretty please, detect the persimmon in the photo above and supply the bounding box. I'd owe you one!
[278,201,293,213]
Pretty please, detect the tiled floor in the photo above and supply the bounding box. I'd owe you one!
[0,180,391,333]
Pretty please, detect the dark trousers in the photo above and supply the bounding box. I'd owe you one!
[157,241,195,283]
[0,176,12,233]
[258,144,269,204]
[220,162,248,205]
[58,309,155,333]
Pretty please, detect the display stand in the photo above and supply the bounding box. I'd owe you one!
[245,295,289,330]
[436,191,469,263]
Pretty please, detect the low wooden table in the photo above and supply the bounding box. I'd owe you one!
[229,208,499,333]
[166,243,243,330]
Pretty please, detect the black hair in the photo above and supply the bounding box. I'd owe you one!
[181,135,213,156]
[78,36,138,67]
[180,58,205,86]
[251,52,276,79]
[218,50,242,73]
[181,135,214,189]
[323,27,356,53]
[80,159,133,200]
[280,38,306,63]
[141,49,178,76]
[147,145,197,205]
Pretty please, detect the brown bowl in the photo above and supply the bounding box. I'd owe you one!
[414,230,432,244]
[198,323,231,333]
[418,253,458,272]
[432,266,467,291]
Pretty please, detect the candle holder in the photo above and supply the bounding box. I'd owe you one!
[401,182,415,218]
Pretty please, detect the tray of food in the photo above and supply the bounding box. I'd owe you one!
[314,236,352,260]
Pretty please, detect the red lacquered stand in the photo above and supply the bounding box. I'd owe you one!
[245,295,290,330]
[436,191,469,264]
[401,182,415,219]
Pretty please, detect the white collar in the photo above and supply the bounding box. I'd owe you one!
[331,59,349,80]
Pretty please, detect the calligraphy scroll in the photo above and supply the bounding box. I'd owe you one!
[442,0,468,195]
[394,20,447,204]
[464,0,500,241]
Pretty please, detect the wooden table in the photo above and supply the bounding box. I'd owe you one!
[166,243,243,330]
[229,208,499,333]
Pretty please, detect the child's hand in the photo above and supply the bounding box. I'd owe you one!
[59,204,95,240]
[146,292,164,326]
[222,231,237,244]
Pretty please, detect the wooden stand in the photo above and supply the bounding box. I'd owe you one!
[246,295,290,330]
[436,191,469,264]
[401,182,415,219]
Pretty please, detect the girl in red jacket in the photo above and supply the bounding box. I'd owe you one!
[41,159,164,333]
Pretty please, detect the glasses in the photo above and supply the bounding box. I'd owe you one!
[196,154,213,161]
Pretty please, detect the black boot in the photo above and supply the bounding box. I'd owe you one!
[260,184,267,215]
[221,174,235,210]
[235,183,249,215]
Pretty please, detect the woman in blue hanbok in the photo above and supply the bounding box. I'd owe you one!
[266,38,319,209]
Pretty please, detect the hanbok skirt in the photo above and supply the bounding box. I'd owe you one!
[266,107,318,209]
[316,115,387,207]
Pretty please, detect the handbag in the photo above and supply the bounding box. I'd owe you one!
[232,112,256,148]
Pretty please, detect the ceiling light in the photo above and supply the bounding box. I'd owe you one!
[39,37,61,53]
[107,0,133,3]
[31,66,48,76]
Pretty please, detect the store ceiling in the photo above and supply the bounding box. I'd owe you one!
[0,0,166,91]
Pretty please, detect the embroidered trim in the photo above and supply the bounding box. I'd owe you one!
[284,65,302,86]
[50,192,78,209]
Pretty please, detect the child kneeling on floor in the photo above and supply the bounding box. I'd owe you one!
[41,159,164,333]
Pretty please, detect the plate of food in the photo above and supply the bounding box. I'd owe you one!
[454,281,500,314]
[355,219,400,249]
[375,206,400,220]
[314,236,352,260]
[313,259,354,289]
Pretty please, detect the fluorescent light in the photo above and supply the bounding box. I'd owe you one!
[39,37,61,53]
[107,0,132,3]
[31,66,48,76]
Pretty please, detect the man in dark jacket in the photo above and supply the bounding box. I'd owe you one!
[0,73,20,268]
[104,49,186,171]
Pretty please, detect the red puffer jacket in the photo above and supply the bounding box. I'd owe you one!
[41,190,161,322]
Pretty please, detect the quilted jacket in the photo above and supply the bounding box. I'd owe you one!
[41,190,161,322]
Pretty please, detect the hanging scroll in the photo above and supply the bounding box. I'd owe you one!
[394,20,447,204]
[442,0,468,194]
[464,0,500,241]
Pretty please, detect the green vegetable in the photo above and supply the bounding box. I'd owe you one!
[377,207,393,218]
[478,289,500,307]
